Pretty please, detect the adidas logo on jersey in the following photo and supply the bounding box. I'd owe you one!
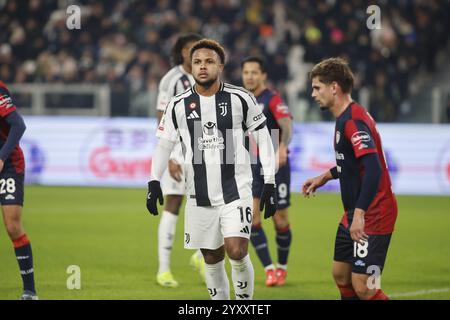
[5,194,15,200]
[187,110,200,120]
[240,226,250,234]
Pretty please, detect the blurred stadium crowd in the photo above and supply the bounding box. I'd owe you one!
[0,0,449,121]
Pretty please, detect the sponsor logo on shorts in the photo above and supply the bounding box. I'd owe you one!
[240,226,250,234]
[355,260,366,267]
[208,288,217,297]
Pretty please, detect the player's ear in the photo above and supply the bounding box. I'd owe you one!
[332,81,338,95]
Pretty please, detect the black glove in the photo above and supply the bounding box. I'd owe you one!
[260,183,277,219]
[146,180,164,215]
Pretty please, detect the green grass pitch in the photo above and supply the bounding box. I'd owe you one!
[1,186,449,300]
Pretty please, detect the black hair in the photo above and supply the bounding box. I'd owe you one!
[309,57,354,94]
[171,33,203,65]
[241,56,267,73]
[189,39,226,64]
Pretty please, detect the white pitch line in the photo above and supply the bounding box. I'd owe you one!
[389,287,450,298]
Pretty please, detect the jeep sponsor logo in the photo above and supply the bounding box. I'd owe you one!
[351,131,371,146]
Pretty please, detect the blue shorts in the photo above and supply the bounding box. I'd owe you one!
[251,158,291,210]
[334,222,392,275]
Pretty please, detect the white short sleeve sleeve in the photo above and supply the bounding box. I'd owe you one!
[244,92,266,133]
[156,89,171,112]
[156,99,179,143]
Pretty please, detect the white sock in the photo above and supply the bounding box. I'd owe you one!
[157,210,178,274]
[204,259,230,300]
[264,264,276,272]
[277,263,287,270]
[229,254,254,300]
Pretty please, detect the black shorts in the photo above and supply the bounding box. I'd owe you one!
[333,223,392,274]
[0,172,24,206]
[252,158,291,209]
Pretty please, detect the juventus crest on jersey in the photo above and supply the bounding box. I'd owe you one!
[157,83,267,207]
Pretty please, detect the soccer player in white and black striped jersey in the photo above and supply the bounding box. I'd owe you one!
[154,33,204,288]
[146,39,278,300]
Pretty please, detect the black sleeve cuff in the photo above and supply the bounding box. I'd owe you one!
[330,166,339,179]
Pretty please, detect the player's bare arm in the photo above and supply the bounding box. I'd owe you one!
[302,169,335,197]
[168,159,182,182]
[350,208,368,244]
[276,117,292,167]
[157,110,164,124]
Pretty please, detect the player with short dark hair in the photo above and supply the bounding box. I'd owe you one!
[147,39,278,300]
[241,56,293,287]
[0,81,37,300]
[302,57,397,300]
[154,33,204,288]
